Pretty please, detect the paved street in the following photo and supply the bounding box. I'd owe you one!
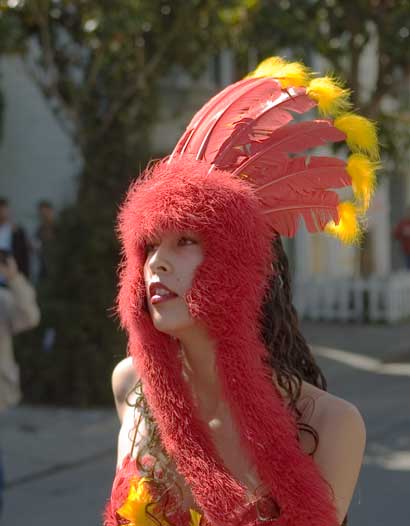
[1,321,409,526]
[1,406,118,525]
[303,321,410,526]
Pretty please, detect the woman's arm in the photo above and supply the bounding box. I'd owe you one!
[314,397,366,525]
[112,357,140,468]
[111,356,138,423]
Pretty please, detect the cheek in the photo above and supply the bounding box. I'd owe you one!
[179,253,203,292]
[143,261,150,288]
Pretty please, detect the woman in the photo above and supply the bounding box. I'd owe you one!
[104,57,379,526]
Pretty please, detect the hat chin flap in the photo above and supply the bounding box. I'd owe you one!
[117,158,338,526]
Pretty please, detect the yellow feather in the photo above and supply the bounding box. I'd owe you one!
[347,153,380,212]
[306,76,352,116]
[189,509,202,526]
[334,113,379,160]
[325,202,363,244]
[247,56,311,88]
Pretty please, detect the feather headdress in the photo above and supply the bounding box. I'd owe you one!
[107,57,380,526]
[170,55,380,243]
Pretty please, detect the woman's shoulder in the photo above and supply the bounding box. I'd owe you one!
[308,383,364,431]
[299,380,366,434]
[112,356,139,422]
[299,382,366,523]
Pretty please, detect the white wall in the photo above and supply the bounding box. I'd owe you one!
[0,55,80,232]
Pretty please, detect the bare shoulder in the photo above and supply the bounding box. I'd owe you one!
[300,383,366,524]
[112,356,139,422]
[298,380,365,434]
[313,388,366,438]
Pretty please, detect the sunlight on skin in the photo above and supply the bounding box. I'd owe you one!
[312,346,410,377]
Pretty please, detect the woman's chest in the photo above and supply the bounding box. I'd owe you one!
[116,390,319,519]
[118,401,271,508]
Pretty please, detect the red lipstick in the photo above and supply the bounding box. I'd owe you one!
[149,282,178,305]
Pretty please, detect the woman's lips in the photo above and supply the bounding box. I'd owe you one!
[150,293,178,305]
[149,282,178,305]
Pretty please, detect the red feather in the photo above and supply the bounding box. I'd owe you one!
[187,78,258,129]
[251,156,350,198]
[233,120,346,178]
[169,126,196,160]
[213,88,316,168]
[169,77,269,160]
[261,190,340,237]
[169,78,259,160]
[176,78,282,160]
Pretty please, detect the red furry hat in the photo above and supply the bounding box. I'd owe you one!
[106,56,380,526]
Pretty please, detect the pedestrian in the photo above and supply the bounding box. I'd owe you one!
[33,200,56,282]
[0,254,40,514]
[104,56,378,526]
[31,200,57,353]
[0,198,31,279]
[393,206,410,270]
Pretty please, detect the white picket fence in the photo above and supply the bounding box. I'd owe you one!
[293,271,410,323]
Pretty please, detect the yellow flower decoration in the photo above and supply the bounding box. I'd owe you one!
[189,508,203,526]
[117,477,203,526]
[117,477,169,526]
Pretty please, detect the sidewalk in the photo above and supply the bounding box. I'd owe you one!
[1,320,409,525]
[1,406,119,526]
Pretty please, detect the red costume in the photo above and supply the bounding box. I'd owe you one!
[104,57,379,526]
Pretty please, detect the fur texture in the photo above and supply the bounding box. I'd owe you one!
[111,157,338,526]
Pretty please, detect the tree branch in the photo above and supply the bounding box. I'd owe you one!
[74,44,106,115]
[31,0,57,87]
[25,1,81,143]
[22,55,80,142]
[93,16,185,144]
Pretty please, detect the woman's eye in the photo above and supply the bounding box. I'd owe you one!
[145,243,157,254]
[179,237,196,246]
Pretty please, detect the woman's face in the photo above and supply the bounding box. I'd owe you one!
[143,230,204,336]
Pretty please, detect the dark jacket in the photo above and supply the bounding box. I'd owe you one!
[11,226,30,278]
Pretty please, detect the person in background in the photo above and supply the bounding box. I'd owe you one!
[0,198,30,279]
[33,200,56,281]
[0,254,40,514]
[393,206,410,270]
[31,200,57,353]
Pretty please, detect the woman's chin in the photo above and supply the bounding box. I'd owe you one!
[151,315,194,337]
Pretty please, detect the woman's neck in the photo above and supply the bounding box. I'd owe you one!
[175,325,290,417]
[176,325,223,414]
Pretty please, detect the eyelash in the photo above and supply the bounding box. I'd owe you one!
[145,236,196,254]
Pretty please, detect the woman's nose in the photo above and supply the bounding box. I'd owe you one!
[149,247,171,273]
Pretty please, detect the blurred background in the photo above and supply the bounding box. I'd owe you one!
[0,1,409,525]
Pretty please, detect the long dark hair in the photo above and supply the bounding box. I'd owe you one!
[261,235,347,526]
[262,236,327,443]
